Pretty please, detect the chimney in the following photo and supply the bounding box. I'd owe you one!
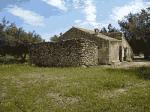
[94,28,99,35]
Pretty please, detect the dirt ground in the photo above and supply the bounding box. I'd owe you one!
[100,60,150,69]
[115,61,150,68]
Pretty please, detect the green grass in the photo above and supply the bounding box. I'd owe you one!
[0,64,150,112]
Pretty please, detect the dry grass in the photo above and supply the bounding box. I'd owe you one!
[0,64,150,112]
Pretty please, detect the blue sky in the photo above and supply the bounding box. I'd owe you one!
[0,0,149,41]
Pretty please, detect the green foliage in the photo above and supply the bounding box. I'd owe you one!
[100,24,120,33]
[107,24,119,33]
[119,7,150,57]
[0,64,150,112]
[50,35,60,42]
[100,27,107,33]
[0,17,43,62]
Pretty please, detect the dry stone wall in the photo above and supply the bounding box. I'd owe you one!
[29,39,98,67]
[60,27,111,64]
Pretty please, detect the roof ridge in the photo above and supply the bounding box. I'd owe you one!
[72,26,120,41]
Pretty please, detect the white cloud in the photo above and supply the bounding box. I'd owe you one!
[110,0,150,21]
[7,5,44,26]
[74,0,150,29]
[73,0,99,28]
[72,0,84,9]
[42,0,67,11]
[83,0,96,22]
[74,19,82,24]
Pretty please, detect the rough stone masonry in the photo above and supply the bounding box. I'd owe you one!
[29,38,98,67]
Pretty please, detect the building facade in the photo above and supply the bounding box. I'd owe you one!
[29,27,133,67]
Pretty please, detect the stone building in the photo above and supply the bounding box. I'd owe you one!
[29,27,133,67]
[60,27,133,64]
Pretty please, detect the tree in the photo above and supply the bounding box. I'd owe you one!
[100,24,119,33]
[100,27,107,33]
[119,7,150,58]
[107,24,119,32]
[50,35,60,42]
[0,17,43,62]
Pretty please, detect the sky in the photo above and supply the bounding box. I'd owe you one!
[0,0,149,41]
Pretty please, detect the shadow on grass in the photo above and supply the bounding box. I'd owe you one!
[106,67,150,80]
[0,56,27,64]
[138,67,150,80]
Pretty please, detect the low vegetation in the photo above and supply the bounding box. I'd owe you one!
[0,64,150,112]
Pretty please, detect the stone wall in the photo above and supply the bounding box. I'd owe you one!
[121,37,133,61]
[98,41,110,64]
[103,32,122,40]
[109,41,121,64]
[61,27,108,45]
[103,32,133,62]
[29,39,98,67]
[60,27,111,64]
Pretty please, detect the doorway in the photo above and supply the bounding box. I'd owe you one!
[119,46,122,62]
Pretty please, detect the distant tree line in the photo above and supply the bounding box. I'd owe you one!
[0,17,43,62]
[100,24,120,33]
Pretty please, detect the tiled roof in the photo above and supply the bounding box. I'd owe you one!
[73,27,121,41]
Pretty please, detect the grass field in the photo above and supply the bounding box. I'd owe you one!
[0,64,150,112]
